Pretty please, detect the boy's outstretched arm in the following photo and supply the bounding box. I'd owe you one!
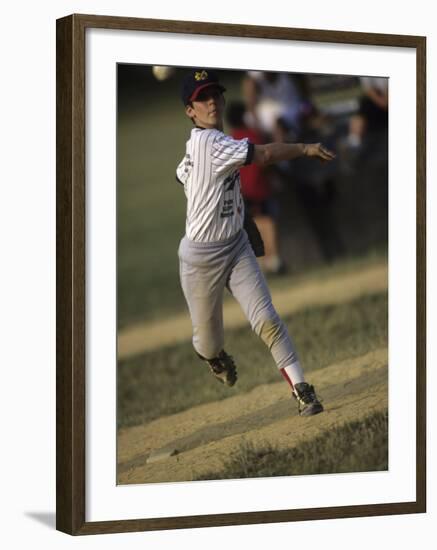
[252,142,336,166]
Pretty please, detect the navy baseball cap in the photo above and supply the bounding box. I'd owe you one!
[181,69,226,105]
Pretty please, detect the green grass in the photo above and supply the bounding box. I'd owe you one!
[117,99,187,329]
[264,246,386,293]
[195,410,388,480]
[117,291,387,429]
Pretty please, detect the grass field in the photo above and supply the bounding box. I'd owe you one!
[117,343,388,483]
[117,291,387,429]
[195,410,388,480]
[116,68,388,483]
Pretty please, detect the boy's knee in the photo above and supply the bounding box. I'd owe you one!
[254,314,284,348]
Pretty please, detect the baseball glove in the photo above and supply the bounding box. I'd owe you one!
[244,211,265,257]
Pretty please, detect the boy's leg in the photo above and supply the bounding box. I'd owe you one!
[179,258,225,360]
[179,258,237,386]
[226,243,303,384]
[227,241,323,415]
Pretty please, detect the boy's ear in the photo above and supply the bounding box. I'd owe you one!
[185,104,195,119]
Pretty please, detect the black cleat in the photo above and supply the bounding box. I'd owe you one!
[293,382,324,416]
[201,350,238,387]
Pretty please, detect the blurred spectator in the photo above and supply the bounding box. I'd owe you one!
[226,101,286,274]
[240,71,345,265]
[242,71,343,263]
[242,71,312,143]
[347,76,388,149]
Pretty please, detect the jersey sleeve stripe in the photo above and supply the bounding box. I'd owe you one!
[213,142,247,154]
[211,151,245,160]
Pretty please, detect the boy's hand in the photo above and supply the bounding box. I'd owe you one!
[303,143,336,162]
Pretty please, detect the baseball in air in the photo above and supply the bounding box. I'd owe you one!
[152,66,175,81]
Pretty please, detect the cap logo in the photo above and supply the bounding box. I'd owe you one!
[194,70,208,81]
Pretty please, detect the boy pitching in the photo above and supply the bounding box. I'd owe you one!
[176,69,335,416]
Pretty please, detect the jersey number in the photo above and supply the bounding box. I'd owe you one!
[224,172,238,191]
[221,172,239,218]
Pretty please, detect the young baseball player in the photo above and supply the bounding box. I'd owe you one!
[176,69,335,416]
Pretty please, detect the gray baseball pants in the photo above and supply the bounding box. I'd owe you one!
[178,229,299,370]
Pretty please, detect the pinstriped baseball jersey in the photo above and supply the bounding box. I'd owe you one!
[176,127,254,242]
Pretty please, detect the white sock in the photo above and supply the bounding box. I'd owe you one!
[280,361,305,390]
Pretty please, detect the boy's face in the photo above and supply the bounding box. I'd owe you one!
[185,86,225,130]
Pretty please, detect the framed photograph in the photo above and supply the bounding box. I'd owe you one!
[56,14,426,535]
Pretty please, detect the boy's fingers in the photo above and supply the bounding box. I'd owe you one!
[307,144,335,160]
[319,146,335,160]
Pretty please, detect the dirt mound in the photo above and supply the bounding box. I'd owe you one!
[117,348,388,484]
